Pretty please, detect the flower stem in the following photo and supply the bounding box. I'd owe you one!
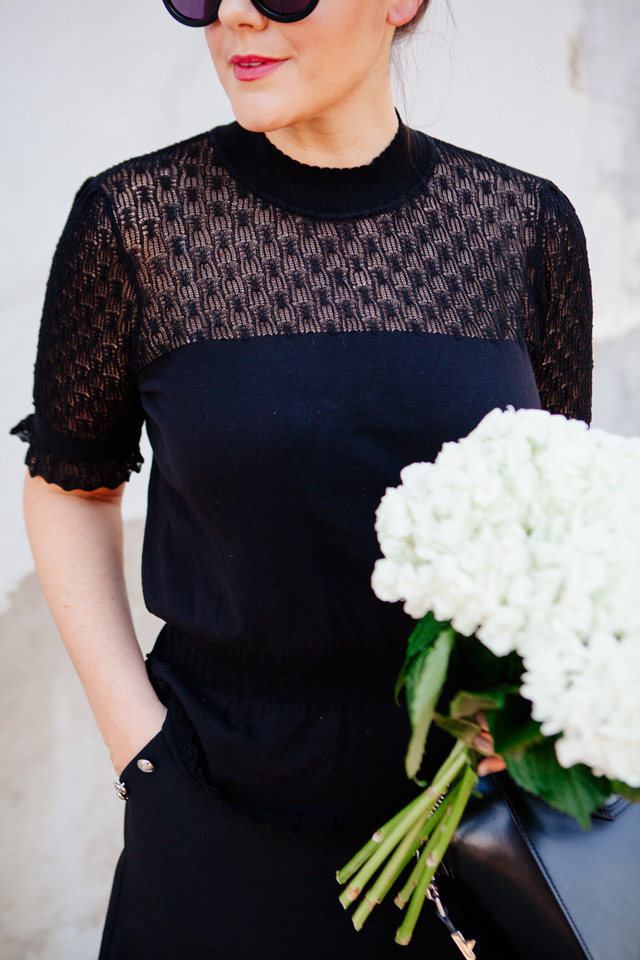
[393,799,450,909]
[336,794,434,886]
[336,738,467,888]
[352,808,431,930]
[340,742,467,905]
[395,764,477,946]
[395,781,465,915]
[339,795,432,907]
[353,790,452,929]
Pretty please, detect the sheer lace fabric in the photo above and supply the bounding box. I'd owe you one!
[13,125,592,490]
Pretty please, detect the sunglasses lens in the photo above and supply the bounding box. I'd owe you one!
[171,0,218,21]
[263,0,314,14]
[167,0,316,24]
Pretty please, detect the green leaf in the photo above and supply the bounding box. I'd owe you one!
[404,627,454,778]
[505,738,612,830]
[488,693,545,755]
[395,612,451,702]
[441,634,524,710]
[610,781,640,803]
[434,714,482,747]
[448,688,511,720]
[407,611,449,660]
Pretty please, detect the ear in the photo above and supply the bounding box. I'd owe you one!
[387,0,422,28]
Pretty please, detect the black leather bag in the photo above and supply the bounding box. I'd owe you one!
[437,772,640,960]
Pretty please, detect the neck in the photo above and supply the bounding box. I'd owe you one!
[210,112,436,218]
[264,88,399,169]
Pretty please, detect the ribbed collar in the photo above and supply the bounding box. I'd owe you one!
[208,118,436,219]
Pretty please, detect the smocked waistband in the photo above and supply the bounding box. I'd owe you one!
[148,624,404,706]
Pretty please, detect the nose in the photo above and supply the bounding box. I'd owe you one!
[216,0,268,30]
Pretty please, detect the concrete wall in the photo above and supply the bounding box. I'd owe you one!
[1,1,638,957]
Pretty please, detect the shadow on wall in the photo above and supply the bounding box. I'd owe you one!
[592,327,640,437]
[0,519,161,960]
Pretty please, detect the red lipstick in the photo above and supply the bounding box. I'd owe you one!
[230,55,285,81]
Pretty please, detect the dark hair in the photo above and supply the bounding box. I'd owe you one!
[393,0,431,42]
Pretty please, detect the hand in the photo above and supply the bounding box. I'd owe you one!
[109,699,168,778]
[473,712,507,777]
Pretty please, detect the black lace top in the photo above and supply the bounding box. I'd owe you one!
[12,120,592,661]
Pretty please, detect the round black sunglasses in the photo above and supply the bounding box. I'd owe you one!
[163,0,320,27]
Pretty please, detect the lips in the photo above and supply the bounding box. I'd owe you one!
[230,55,286,82]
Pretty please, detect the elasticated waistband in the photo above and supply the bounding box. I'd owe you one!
[149,624,404,706]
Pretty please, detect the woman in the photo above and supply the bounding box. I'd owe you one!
[12,0,592,957]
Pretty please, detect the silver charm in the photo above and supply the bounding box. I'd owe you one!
[137,758,155,773]
[451,932,477,960]
[427,883,477,959]
[113,780,128,801]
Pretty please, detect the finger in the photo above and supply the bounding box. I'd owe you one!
[478,756,507,777]
[472,732,495,755]
[476,711,490,732]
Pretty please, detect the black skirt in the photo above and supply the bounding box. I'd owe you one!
[98,626,477,959]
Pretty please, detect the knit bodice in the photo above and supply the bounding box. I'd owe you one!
[12,120,592,658]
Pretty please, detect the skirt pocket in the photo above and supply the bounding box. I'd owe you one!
[152,683,224,805]
[99,721,228,960]
[116,725,167,795]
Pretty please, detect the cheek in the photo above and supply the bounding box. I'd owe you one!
[204,24,224,76]
[298,33,378,99]
[301,5,387,80]
[205,24,240,98]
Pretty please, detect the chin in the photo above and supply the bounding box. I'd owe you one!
[232,111,282,134]
[224,79,315,135]
[230,100,297,134]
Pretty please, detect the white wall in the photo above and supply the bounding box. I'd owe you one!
[1,0,234,609]
[1,1,638,957]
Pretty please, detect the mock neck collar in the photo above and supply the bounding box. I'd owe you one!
[208,117,436,219]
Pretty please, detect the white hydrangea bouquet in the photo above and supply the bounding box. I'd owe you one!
[337,407,640,946]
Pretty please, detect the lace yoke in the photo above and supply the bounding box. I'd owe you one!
[12,121,592,493]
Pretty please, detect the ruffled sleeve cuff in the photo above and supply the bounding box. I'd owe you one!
[10,413,144,491]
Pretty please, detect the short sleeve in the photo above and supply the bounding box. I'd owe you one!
[529,181,593,423]
[11,179,144,490]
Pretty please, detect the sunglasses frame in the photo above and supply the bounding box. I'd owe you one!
[162,0,320,27]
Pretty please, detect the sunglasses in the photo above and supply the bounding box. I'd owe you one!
[162,0,320,26]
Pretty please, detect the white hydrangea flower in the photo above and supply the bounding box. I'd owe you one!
[372,407,640,786]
